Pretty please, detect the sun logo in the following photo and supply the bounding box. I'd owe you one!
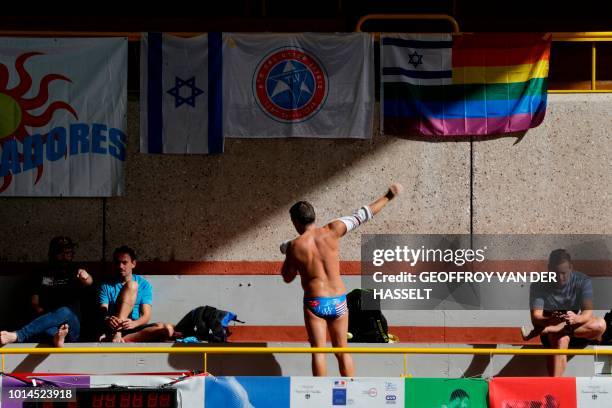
[0,52,77,192]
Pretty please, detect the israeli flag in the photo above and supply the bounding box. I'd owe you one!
[381,33,452,86]
[140,32,223,154]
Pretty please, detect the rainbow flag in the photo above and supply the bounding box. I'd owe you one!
[382,33,550,136]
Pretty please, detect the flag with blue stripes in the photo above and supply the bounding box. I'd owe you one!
[140,32,223,154]
[381,33,452,86]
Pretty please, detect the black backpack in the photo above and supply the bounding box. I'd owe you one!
[347,289,390,343]
[175,306,243,343]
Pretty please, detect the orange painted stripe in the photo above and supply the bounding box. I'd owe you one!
[1,260,611,276]
[228,325,540,345]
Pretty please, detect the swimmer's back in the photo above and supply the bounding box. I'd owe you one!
[291,225,346,298]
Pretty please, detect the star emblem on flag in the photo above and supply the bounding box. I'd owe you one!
[167,76,204,108]
[408,50,423,69]
[268,61,313,108]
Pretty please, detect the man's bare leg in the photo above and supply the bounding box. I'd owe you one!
[304,308,328,376]
[53,324,69,348]
[572,316,606,341]
[547,333,570,377]
[122,323,174,343]
[328,312,355,377]
[541,322,569,335]
[111,334,125,343]
[523,320,572,341]
[111,281,139,342]
[0,331,18,345]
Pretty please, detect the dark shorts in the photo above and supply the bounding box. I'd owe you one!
[540,334,593,348]
[539,309,597,348]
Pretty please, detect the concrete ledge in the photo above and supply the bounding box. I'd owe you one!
[0,342,598,377]
[228,325,539,345]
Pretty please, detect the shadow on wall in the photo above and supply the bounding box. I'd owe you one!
[461,345,574,377]
[109,117,398,260]
[461,344,495,378]
[393,131,527,145]
[107,100,527,261]
[0,276,39,330]
[495,347,560,377]
[0,97,529,262]
[10,344,51,373]
[167,342,282,376]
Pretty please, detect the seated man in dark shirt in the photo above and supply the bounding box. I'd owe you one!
[1,236,93,347]
[527,249,606,376]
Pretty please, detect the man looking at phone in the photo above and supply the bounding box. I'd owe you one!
[528,249,606,376]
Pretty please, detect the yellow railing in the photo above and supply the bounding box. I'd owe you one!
[355,14,612,93]
[548,33,609,93]
[3,346,612,377]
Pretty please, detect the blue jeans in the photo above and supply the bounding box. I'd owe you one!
[16,306,80,343]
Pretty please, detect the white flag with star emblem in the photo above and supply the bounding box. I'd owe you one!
[223,33,374,139]
[140,32,223,154]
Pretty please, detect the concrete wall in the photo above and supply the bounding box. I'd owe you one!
[0,95,610,375]
[473,94,612,234]
[0,97,470,262]
[1,95,609,263]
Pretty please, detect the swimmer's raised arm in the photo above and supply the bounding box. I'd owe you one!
[328,183,404,237]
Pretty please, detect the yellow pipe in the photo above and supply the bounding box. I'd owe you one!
[554,31,612,36]
[553,32,612,40]
[1,353,5,372]
[355,14,460,33]
[553,38,612,42]
[549,90,611,94]
[0,346,611,356]
[592,42,597,90]
[204,352,208,373]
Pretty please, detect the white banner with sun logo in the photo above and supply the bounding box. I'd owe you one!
[0,37,126,196]
[223,33,374,139]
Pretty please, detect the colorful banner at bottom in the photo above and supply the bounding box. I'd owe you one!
[3,374,612,407]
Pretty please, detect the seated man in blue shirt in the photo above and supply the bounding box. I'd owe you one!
[527,248,606,376]
[99,246,173,343]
